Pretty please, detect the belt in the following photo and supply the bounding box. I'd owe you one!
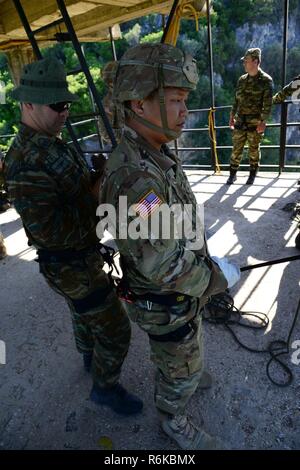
[234,123,257,131]
[148,321,195,343]
[238,114,260,119]
[36,245,98,263]
[117,281,191,307]
[136,291,190,306]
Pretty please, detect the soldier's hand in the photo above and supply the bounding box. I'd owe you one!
[211,256,241,289]
[91,177,101,200]
[256,121,266,133]
[229,116,235,130]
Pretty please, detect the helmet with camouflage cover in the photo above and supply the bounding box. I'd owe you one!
[101,61,118,90]
[112,43,199,139]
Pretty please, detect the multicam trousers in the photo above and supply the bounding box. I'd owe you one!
[230,128,263,170]
[123,297,203,415]
[0,228,6,258]
[39,250,131,388]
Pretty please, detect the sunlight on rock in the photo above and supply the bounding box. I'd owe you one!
[248,197,277,211]
[5,228,28,256]
[241,209,262,223]
[242,186,261,196]
[207,220,238,257]
[284,223,298,246]
[273,178,298,188]
[233,195,252,209]
[19,248,37,261]
[264,187,291,198]
[234,260,287,333]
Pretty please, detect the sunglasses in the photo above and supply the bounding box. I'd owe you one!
[48,102,71,113]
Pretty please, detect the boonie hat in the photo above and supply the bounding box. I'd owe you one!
[11,57,78,104]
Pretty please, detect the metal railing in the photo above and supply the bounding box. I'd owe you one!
[1,103,299,169]
[169,101,300,172]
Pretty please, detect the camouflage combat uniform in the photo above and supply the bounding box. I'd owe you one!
[0,228,6,259]
[0,151,8,259]
[230,69,273,170]
[0,150,10,212]
[4,123,131,388]
[272,74,300,104]
[98,61,122,147]
[99,127,227,415]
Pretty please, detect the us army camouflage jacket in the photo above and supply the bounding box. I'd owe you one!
[99,128,227,300]
[272,74,300,104]
[4,123,98,250]
[231,68,273,121]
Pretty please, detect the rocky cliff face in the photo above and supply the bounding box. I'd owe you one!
[235,0,300,48]
[236,14,300,52]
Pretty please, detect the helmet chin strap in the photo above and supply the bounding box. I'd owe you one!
[126,64,182,141]
[125,107,181,141]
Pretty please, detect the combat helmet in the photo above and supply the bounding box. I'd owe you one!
[113,43,199,139]
[101,61,118,90]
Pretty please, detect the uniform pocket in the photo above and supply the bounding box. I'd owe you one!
[39,260,91,299]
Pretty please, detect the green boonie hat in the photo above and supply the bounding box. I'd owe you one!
[11,57,78,104]
[113,43,199,103]
[241,48,261,61]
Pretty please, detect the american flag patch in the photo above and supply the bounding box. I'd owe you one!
[135,190,163,219]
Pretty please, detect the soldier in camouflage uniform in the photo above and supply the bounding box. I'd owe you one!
[227,48,273,185]
[98,43,241,449]
[4,57,142,415]
[273,75,300,249]
[272,74,300,104]
[98,61,122,147]
[0,228,6,259]
[0,153,8,259]
[0,150,10,213]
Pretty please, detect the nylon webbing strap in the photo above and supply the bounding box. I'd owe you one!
[125,108,165,134]
[148,322,192,343]
[158,64,170,138]
[20,78,68,89]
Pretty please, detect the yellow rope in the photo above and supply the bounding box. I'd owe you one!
[163,1,219,172]
[163,0,200,46]
[208,108,221,174]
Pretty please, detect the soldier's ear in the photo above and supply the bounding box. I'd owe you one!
[131,99,144,116]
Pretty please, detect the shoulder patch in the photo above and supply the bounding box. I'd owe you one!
[134,190,163,219]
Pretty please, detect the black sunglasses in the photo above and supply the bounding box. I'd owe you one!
[48,102,71,113]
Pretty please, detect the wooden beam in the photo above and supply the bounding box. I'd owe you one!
[64,0,172,36]
[5,46,35,85]
[85,0,137,6]
[0,0,78,34]
[0,0,172,50]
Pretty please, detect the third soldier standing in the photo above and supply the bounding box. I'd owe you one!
[227,48,273,185]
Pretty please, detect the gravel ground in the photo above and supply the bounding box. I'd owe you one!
[0,170,299,450]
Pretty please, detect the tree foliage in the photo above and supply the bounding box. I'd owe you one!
[0,0,299,165]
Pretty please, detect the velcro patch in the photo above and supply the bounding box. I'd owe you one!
[134,190,163,219]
